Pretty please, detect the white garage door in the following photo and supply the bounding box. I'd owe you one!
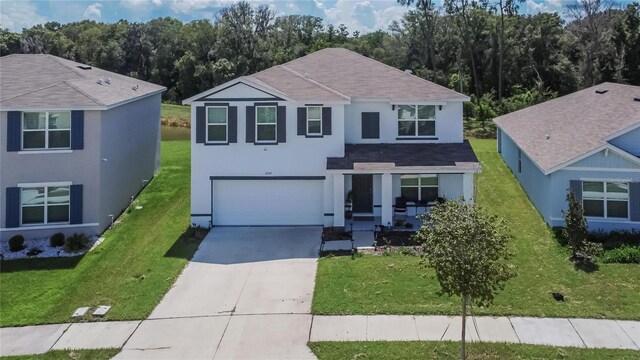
[213,180,324,225]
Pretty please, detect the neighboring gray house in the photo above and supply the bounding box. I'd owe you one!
[0,54,165,242]
[494,83,640,232]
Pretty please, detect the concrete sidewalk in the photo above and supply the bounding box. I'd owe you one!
[310,315,640,350]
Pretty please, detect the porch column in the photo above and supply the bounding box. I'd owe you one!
[463,173,474,203]
[381,173,393,226]
[333,173,345,227]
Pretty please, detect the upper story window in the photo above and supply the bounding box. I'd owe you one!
[583,181,629,219]
[207,107,228,143]
[307,106,322,136]
[22,111,71,150]
[401,175,438,203]
[21,186,70,225]
[397,105,435,137]
[256,106,277,143]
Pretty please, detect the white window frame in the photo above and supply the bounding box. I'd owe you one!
[582,180,629,219]
[20,184,71,226]
[205,106,228,144]
[397,105,436,137]
[306,106,322,136]
[21,111,72,150]
[255,105,277,143]
[400,174,439,202]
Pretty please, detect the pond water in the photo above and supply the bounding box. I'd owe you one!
[161,126,190,141]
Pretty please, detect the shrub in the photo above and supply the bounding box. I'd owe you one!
[8,235,25,252]
[50,232,65,247]
[588,230,640,250]
[601,246,640,264]
[64,233,91,252]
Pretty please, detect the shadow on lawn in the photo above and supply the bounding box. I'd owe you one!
[0,254,84,273]
[164,226,209,260]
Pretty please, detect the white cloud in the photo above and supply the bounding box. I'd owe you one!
[318,0,408,33]
[0,0,48,31]
[169,0,273,14]
[121,0,163,10]
[83,3,103,19]
[526,0,564,14]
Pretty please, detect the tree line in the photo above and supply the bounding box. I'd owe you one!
[1,0,638,131]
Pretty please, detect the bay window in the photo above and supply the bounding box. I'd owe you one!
[397,105,436,137]
[582,181,629,219]
[22,111,71,149]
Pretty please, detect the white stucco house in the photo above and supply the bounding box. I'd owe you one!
[184,48,480,228]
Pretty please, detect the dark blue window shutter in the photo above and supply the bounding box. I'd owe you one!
[71,110,84,150]
[5,187,20,228]
[246,106,255,143]
[362,112,380,139]
[228,106,237,143]
[630,182,640,222]
[322,107,332,135]
[297,107,306,136]
[70,184,83,224]
[569,180,582,201]
[7,111,21,152]
[196,107,206,143]
[277,106,286,143]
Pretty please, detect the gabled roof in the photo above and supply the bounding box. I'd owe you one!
[494,82,640,174]
[0,54,165,110]
[185,48,468,104]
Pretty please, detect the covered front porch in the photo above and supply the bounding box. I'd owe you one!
[323,142,481,228]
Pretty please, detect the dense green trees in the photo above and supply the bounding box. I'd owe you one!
[1,1,638,119]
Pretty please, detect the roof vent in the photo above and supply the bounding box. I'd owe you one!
[132,84,139,91]
[77,65,92,70]
[97,79,104,85]
[595,89,608,94]
[404,69,413,75]
[546,134,551,140]
[634,96,640,102]
[303,72,311,79]
[105,77,112,85]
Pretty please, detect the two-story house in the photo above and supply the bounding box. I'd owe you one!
[0,54,165,242]
[184,48,480,228]
[494,83,640,232]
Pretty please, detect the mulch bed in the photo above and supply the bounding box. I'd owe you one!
[375,230,419,246]
[323,227,352,241]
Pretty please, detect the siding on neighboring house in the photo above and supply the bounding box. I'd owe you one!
[608,127,640,156]
[499,131,552,223]
[570,149,640,168]
[0,110,102,241]
[98,93,162,232]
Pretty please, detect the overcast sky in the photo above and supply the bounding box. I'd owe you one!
[0,0,627,33]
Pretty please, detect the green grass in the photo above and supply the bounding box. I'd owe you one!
[161,103,190,121]
[312,139,640,319]
[309,341,640,360]
[2,349,119,360]
[0,141,202,327]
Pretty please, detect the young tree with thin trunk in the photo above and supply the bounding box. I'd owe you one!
[415,200,516,360]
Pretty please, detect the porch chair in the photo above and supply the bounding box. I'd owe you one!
[393,196,407,220]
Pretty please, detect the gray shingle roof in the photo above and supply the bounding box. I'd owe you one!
[327,141,480,170]
[248,48,468,102]
[494,82,640,174]
[0,54,165,109]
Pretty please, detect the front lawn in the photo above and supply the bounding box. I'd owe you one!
[310,341,639,360]
[2,349,119,360]
[312,139,640,319]
[0,141,202,327]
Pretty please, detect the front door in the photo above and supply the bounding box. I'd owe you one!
[352,174,373,213]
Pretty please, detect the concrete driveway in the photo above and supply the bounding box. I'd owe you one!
[115,226,320,360]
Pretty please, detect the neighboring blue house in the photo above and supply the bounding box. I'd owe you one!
[494,82,640,232]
